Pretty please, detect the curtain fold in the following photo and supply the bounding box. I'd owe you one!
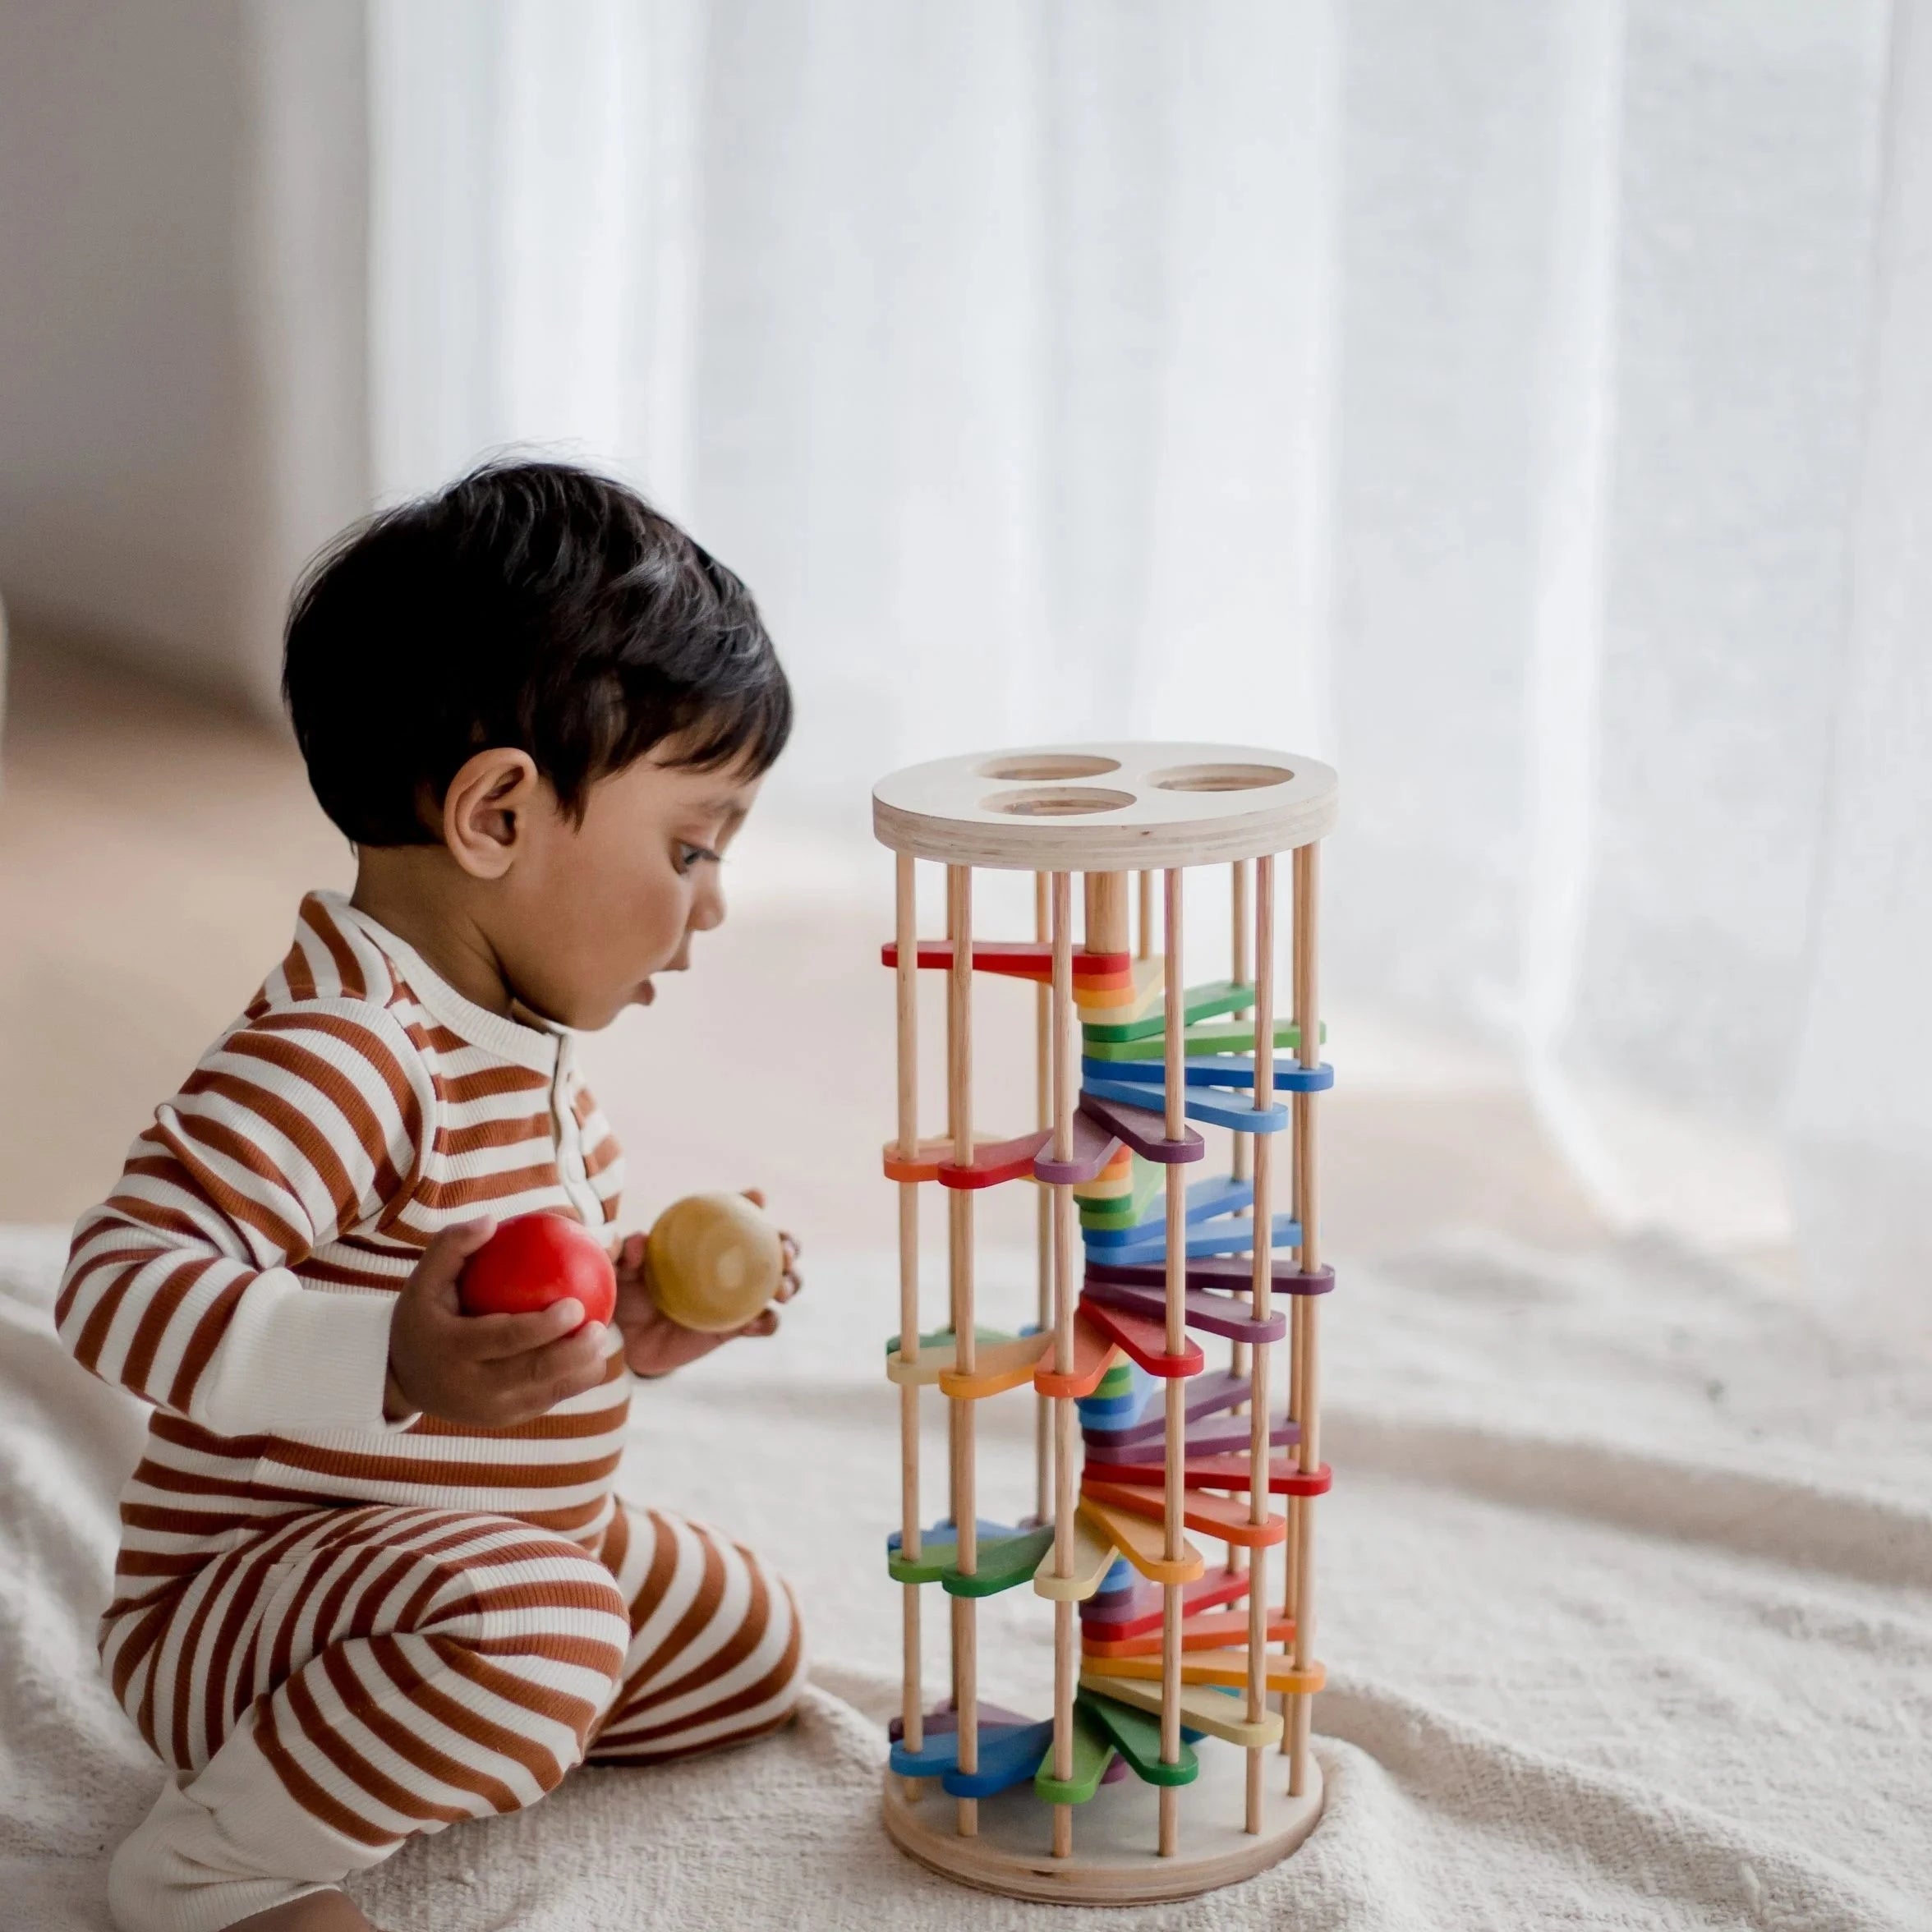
[1789,0,1932,1337]
[360,0,1919,1311]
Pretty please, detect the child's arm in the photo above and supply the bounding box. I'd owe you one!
[56,998,438,1434]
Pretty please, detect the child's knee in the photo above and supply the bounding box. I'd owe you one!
[430,1529,633,1778]
[726,1536,807,1710]
[762,1562,809,1718]
[586,1529,804,1763]
[719,1544,809,1739]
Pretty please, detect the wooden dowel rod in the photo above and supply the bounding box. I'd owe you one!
[1280,853,1302,1740]
[1230,858,1253,1190]
[1162,1376,1185,1570]
[1162,868,1185,1538]
[1049,869,1078,1852]
[899,1382,922,1741]
[952,1354,978,1837]
[1244,854,1276,1832]
[945,865,979,1834]
[1036,869,1051,1102]
[900,1576,923,1805]
[1034,872,1051,1525]
[1157,865,1184,1857]
[1159,1573,1181,1861]
[1284,1297,1302,1677]
[952,1586,978,1839]
[1052,874,1076,1162]
[1051,876,1077,1386]
[894,855,924,1764]
[1051,1582,1074,1857]
[946,867,977,1398]
[1287,842,1321,1796]
[1251,858,1276,1332]
[1293,845,1318,1270]
[1138,867,1155,960]
[1033,1381,1051,1520]
[897,852,921,1156]
[1288,1316,1320,1794]
[1228,858,1254,1579]
[1163,870,1185,1253]
[1098,859,1149,1815]
[1052,1391,1078,1850]
[1085,872,1130,954]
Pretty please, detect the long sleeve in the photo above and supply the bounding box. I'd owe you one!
[57,998,437,1434]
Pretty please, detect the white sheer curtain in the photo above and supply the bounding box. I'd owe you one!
[362,0,1928,1325]
[1791,2,1932,1339]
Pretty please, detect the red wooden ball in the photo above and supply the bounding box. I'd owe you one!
[458,1212,616,1328]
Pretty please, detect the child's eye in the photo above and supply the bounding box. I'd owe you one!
[674,841,720,875]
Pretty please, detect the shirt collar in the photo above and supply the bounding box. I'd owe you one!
[319,890,567,1074]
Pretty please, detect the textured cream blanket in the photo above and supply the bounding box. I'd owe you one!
[2,1223,1925,1930]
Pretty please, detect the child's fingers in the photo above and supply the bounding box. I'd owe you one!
[464,1299,590,1359]
[503,1322,610,1405]
[739,1308,780,1338]
[411,1219,498,1307]
[741,1187,766,1209]
[774,1271,801,1304]
[780,1232,800,1263]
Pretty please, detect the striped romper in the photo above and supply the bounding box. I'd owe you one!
[58,890,805,1932]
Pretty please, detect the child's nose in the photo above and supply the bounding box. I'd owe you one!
[689,873,727,932]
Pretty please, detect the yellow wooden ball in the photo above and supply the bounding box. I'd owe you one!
[647,1192,785,1334]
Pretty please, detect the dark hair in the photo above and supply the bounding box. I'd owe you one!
[283,458,790,847]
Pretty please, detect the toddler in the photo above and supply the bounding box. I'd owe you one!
[57,461,807,1932]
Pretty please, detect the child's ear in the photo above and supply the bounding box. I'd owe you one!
[443,748,541,879]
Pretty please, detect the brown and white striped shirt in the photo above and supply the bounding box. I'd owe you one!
[58,890,632,1612]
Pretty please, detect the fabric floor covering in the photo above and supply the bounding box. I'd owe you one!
[2,1221,1927,1931]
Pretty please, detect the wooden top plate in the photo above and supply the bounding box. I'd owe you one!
[872,742,1338,870]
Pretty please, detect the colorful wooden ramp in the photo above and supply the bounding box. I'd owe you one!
[875,775,1336,1898]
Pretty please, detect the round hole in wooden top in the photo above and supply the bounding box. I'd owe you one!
[977,752,1123,781]
[982,785,1137,817]
[1147,761,1295,794]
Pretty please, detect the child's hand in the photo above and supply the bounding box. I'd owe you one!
[384,1220,612,1426]
[614,1188,802,1378]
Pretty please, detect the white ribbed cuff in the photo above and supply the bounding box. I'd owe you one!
[108,1708,395,1932]
[187,1271,410,1437]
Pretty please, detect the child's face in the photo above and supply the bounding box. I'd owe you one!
[491,745,763,1032]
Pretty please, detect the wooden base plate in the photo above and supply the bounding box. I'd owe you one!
[881,1745,1323,1905]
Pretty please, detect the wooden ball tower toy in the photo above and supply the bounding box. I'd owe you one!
[872,743,1338,1903]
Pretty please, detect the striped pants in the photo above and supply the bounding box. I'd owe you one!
[103,1502,805,1932]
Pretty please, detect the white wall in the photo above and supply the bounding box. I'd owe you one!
[0,0,368,715]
